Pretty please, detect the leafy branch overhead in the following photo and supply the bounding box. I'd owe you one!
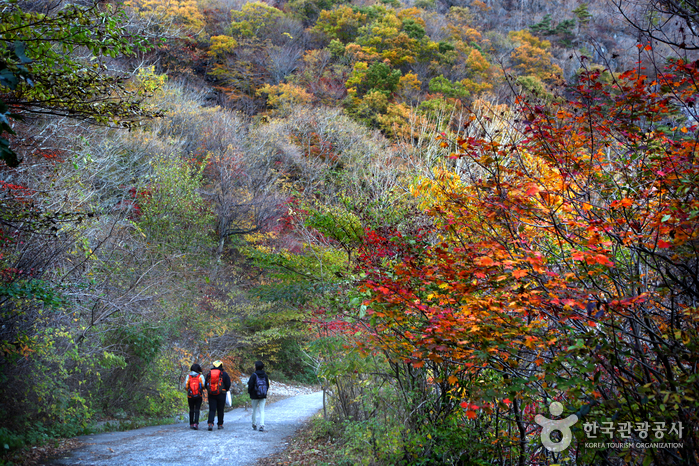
[0,1,162,166]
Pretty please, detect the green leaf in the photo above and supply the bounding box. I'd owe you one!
[13,40,30,63]
[0,137,19,167]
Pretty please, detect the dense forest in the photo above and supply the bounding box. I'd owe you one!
[1,0,698,464]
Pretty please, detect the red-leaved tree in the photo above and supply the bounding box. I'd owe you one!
[355,58,699,465]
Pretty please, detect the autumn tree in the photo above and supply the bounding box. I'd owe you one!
[313,5,368,43]
[208,1,307,112]
[286,0,348,24]
[508,30,562,81]
[124,0,205,36]
[291,49,349,105]
[353,60,699,465]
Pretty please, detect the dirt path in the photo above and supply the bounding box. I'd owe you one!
[43,392,323,466]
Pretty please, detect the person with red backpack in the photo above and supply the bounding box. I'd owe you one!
[184,363,206,430]
[248,360,269,432]
[205,360,231,431]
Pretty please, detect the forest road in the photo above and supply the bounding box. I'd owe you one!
[43,391,323,466]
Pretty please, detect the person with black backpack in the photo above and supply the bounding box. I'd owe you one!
[184,363,206,430]
[248,360,269,432]
[205,360,231,431]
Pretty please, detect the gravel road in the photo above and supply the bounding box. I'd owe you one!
[43,392,323,466]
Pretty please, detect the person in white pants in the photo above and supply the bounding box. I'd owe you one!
[248,360,269,431]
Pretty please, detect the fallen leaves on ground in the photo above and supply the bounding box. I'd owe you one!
[0,438,84,466]
[256,415,339,466]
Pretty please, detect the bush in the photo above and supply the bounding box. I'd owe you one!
[135,380,185,418]
[0,427,30,452]
[275,340,321,384]
[309,416,337,440]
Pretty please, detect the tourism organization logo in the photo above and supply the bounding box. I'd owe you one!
[534,402,579,452]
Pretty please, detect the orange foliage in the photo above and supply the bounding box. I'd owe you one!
[355,60,699,462]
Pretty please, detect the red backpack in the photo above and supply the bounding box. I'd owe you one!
[187,375,202,398]
[208,369,222,395]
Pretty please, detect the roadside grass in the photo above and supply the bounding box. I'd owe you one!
[0,415,178,466]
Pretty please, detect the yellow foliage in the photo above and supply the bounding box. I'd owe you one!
[125,0,205,32]
[208,35,238,58]
[243,231,278,245]
[508,30,562,81]
[377,102,412,137]
[346,61,368,98]
[314,6,367,42]
[411,167,467,211]
[448,26,481,42]
[345,43,380,63]
[133,65,168,94]
[257,83,313,115]
[509,29,551,50]
[446,6,479,41]
[470,0,491,12]
[397,72,422,103]
[453,49,494,94]
[229,2,284,38]
[356,11,427,66]
[360,89,389,114]
[397,7,425,22]
[463,78,492,94]
[466,48,490,73]
[126,66,168,113]
[381,32,418,65]
[399,72,422,91]
[369,12,403,37]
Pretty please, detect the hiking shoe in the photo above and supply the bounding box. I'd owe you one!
[208,424,213,431]
[189,424,195,430]
[193,424,199,430]
[252,424,257,431]
[259,426,265,432]
[218,425,224,430]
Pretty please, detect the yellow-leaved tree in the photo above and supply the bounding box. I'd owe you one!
[124,0,205,35]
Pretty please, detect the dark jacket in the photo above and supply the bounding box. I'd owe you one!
[205,367,231,394]
[248,370,269,400]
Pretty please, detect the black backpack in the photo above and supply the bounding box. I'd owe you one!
[254,373,268,397]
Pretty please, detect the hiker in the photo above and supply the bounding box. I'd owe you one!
[248,360,269,432]
[184,363,206,430]
[205,360,231,431]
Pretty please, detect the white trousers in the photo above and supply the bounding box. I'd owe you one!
[251,398,266,426]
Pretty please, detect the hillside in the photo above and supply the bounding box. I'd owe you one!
[1,0,698,465]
